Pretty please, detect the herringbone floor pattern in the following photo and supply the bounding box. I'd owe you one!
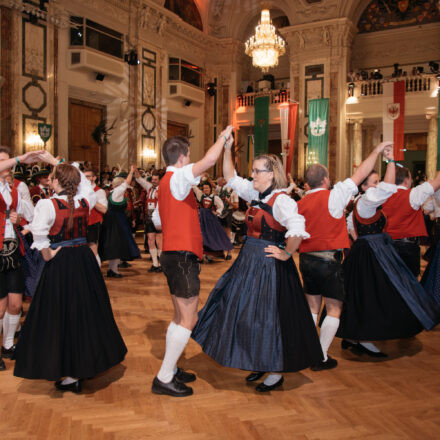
[0,242,439,439]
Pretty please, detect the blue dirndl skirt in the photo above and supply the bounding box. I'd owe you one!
[192,236,323,372]
[198,208,233,252]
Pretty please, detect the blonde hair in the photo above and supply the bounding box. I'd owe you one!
[112,177,125,188]
[254,154,287,189]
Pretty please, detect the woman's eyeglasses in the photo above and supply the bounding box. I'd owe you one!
[251,168,271,175]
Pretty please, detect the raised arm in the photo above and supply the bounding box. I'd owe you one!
[0,150,44,173]
[192,125,234,178]
[351,141,393,186]
[222,134,235,182]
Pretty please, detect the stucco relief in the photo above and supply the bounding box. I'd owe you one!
[24,21,45,78]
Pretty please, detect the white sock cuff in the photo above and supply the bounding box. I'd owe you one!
[6,313,20,324]
[322,315,340,328]
[173,324,192,342]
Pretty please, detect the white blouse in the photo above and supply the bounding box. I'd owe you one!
[28,168,96,250]
[227,174,310,240]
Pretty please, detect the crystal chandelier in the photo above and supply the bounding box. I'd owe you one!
[245,9,286,73]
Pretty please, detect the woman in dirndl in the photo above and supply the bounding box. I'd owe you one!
[192,143,323,392]
[99,166,140,277]
[338,153,440,357]
[14,153,127,393]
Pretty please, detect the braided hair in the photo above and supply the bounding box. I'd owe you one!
[254,154,288,189]
[53,164,81,230]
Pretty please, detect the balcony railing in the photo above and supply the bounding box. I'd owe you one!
[352,74,435,97]
[236,89,290,108]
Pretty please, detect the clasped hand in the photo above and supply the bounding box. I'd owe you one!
[264,245,291,261]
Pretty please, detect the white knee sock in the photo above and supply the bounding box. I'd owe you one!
[108,259,120,273]
[157,323,191,383]
[359,341,380,353]
[230,232,236,243]
[157,249,162,258]
[150,248,159,267]
[312,313,318,326]
[61,376,78,385]
[3,312,20,349]
[263,373,282,386]
[95,254,101,267]
[0,318,3,337]
[320,316,340,362]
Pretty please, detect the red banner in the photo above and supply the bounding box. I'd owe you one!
[286,103,298,175]
[393,81,405,161]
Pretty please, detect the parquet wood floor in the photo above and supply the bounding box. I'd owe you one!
[0,241,439,440]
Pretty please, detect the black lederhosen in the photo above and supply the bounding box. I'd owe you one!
[392,238,420,277]
[219,211,233,229]
[86,223,101,244]
[160,251,200,298]
[145,219,159,234]
[299,251,345,301]
[0,239,24,298]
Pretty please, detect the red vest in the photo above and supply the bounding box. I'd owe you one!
[30,185,52,205]
[297,189,350,252]
[48,198,89,243]
[0,188,25,255]
[382,188,427,239]
[201,195,214,210]
[246,192,285,239]
[89,186,104,226]
[158,171,203,259]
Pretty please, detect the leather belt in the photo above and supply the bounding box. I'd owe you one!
[304,250,343,262]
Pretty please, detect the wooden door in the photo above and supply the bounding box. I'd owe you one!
[69,101,103,166]
[167,120,189,139]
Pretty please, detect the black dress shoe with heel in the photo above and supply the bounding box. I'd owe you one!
[342,339,387,358]
[107,270,123,278]
[255,376,284,392]
[55,379,82,393]
[175,368,196,384]
[341,339,356,350]
[0,357,5,371]
[245,372,265,382]
[311,355,338,371]
[151,376,193,397]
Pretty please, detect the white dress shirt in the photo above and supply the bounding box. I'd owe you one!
[227,174,310,239]
[28,168,96,250]
[305,178,358,219]
[92,184,108,209]
[110,182,128,203]
[397,182,434,210]
[0,180,34,239]
[16,180,32,204]
[136,176,152,192]
[423,192,440,219]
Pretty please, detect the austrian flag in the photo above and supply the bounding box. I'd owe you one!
[382,81,405,161]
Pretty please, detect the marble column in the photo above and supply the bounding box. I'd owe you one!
[352,119,363,174]
[426,114,438,179]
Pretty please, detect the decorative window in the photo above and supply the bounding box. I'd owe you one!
[169,57,203,88]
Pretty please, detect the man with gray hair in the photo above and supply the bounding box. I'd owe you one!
[297,141,392,370]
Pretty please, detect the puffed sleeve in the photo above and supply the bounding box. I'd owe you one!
[27,199,56,250]
[357,182,397,219]
[272,194,310,239]
[72,163,96,210]
[227,173,258,203]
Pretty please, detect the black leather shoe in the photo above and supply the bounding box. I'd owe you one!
[107,270,123,278]
[255,376,284,392]
[118,261,131,268]
[55,379,82,393]
[148,265,158,273]
[0,357,5,371]
[175,368,196,384]
[151,376,193,397]
[341,339,356,350]
[1,345,15,359]
[224,254,232,261]
[246,372,265,382]
[311,355,338,371]
[156,266,163,273]
[354,342,388,358]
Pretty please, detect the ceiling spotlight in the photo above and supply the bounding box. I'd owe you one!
[206,82,216,97]
[429,61,439,73]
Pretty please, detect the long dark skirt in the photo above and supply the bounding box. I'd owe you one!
[338,234,433,341]
[14,246,127,380]
[99,210,141,261]
[422,242,440,306]
[192,236,323,372]
[199,208,233,252]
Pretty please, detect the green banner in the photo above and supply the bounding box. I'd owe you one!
[254,96,269,156]
[437,94,440,169]
[308,98,329,167]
